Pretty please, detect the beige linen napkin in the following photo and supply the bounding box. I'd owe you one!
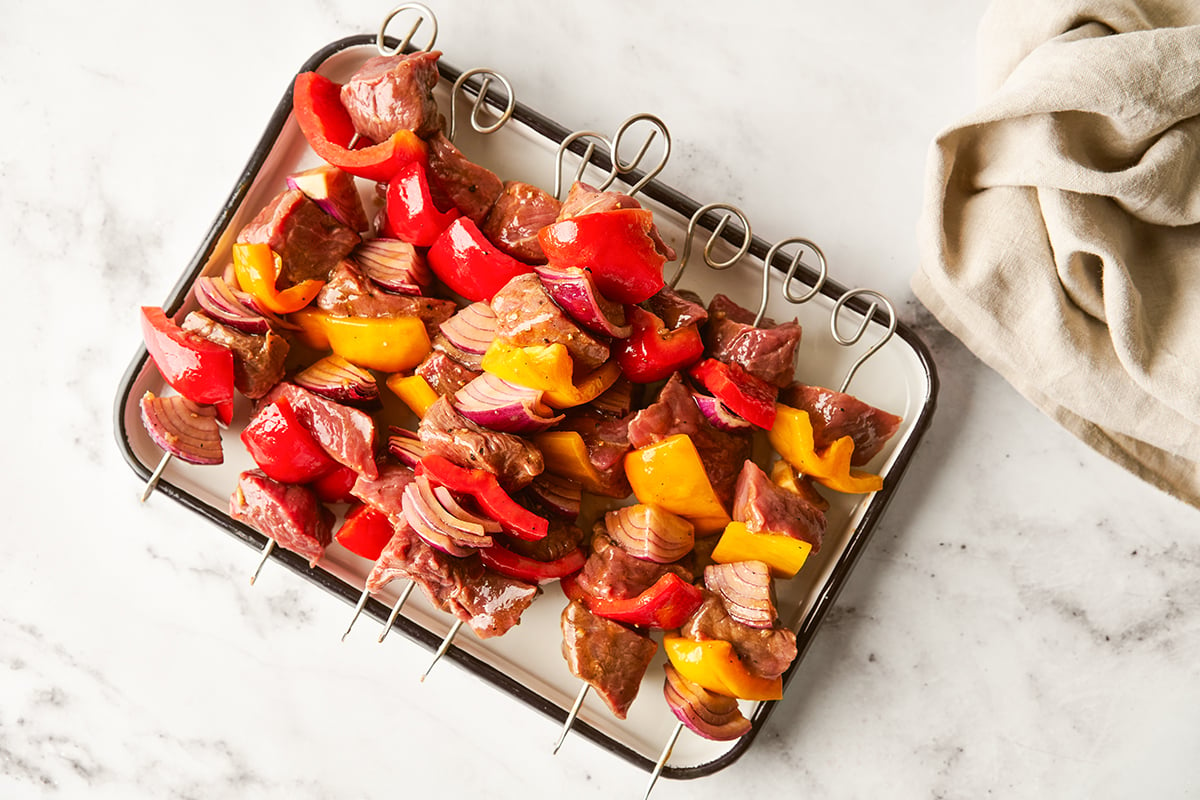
[914,0,1200,508]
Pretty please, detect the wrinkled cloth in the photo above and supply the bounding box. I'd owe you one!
[914,0,1200,509]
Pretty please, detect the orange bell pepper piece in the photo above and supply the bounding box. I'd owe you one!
[624,434,731,536]
[662,635,783,701]
[289,309,430,373]
[768,403,883,494]
[710,521,812,579]
[480,341,620,408]
[531,430,629,497]
[385,373,439,418]
[232,243,324,315]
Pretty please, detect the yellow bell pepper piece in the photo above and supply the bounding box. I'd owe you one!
[232,242,324,315]
[290,309,430,373]
[531,430,625,497]
[480,340,619,408]
[624,434,731,536]
[768,403,883,494]
[386,373,439,418]
[711,521,812,579]
[662,635,783,701]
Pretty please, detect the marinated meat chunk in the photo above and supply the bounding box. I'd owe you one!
[626,373,750,507]
[703,293,802,388]
[556,181,676,261]
[261,382,378,479]
[444,559,540,639]
[680,590,798,681]
[490,273,610,372]
[418,396,543,489]
[574,528,693,603]
[481,181,561,263]
[181,311,287,399]
[365,520,419,593]
[236,189,360,284]
[317,259,457,337]
[561,600,658,719]
[780,383,902,466]
[426,131,504,224]
[733,461,827,551]
[415,349,481,396]
[350,461,416,524]
[554,411,632,498]
[230,470,333,567]
[339,50,443,142]
[500,508,584,563]
[643,286,708,330]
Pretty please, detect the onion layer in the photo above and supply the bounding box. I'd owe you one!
[453,373,563,433]
[534,264,632,338]
[401,473,494,556]
[662,664,752,741]
[438,302,497,356]
[528,473,583,518]
[353,238,432,295]
[293,355,379,407]
[692,392,753,432]
[387,428,426,467]
[193,276,270,334]
[605,504,694,564]
[704,560,777,628]
[139,391,223,465]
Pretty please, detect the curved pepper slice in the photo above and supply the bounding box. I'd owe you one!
[624,433,731,536]
[710,521,812,579]
[310,463,359,503]
[292,72,428,183]
[290,309,431,373]
[616,305,704,384]
[417,454,548,541]
[232,242,325,315]
[334,504,395,561]
[530,430,630,498]
[427,217,532,302]
[386,160,461,247]
[479,544,586,584]
[689,358,777,430]
[480,341,620,408]
[240,397,340,484]
[662,635,783,701]
[573,572,704,630]
[140,306,235,425]
[768,403,883,494]
[538,209,666,304]
[385,373,439,418]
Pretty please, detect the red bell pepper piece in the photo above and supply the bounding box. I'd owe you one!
[616,305,704,383]
[310,463,359,503]
[292,72,427,183]
[689,358,778,430]
[416,454,548,540]
[140,306,235,425]
[538,209,666,304]
[334,503,395,561]
[240,398,340,484]
[571,572,703,629]
[479,544,586,583]
[426,217,532,302]
[386,160,461,247]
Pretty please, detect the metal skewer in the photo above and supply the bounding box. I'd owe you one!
[552,683,590,754]
[420,618,464,681]
[447,68,515,142]
[248,538,275,585]
[377,581,417,643]
[643,722,683,800]
[751,236,829,327]
[552,113,671,200]
[376,2,437,57]
[140,451,172,502]
[667,202,752,289]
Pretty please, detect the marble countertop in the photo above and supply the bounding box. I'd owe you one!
[4,1,1199,798]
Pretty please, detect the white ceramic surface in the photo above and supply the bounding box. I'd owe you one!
[4,2,1199,799]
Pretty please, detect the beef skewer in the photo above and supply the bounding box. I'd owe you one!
[640,289,898,800]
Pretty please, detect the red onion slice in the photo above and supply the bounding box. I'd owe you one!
[703,561,777,629]
[534,264,632,338]
[387,428,426,467]
[692,391,753,432]
[353,238,432,295]
[293,355,380,408]
[139,391,223,465]
[438,302,497,356]
[413,474,492,543]
[590,377,636,418]
[401,484,474,557]
[528,473,583,518]
[432,485,503,534]
[193,276,270,334]
[663,664,752,741]
[453,373,564,433]
[605,504,694,563]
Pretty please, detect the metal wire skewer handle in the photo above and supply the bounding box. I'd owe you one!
[552,683,590,754]
[248,539,275,586]
[420,618,464,681]
[643,722,684,800]
[377,582,417,643]
[751,236,829,327]
[376,2,438,56]
[140,451,172,502]
[831,288,897,393]
[604,113,671,197]
[447,68,516,142]
[667,202,752,289]
[553,130,615,200]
